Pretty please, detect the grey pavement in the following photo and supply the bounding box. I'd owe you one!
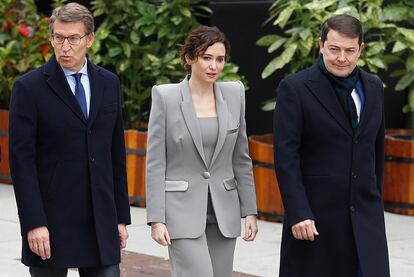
[1,183,413,277]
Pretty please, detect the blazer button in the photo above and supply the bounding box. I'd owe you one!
[350,206,356,212]
[89,156,95,162]
[202,171,210,179]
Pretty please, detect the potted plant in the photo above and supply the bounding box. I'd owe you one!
[253,0,414,218]
[0,0,52,183]
[90,0,247,206]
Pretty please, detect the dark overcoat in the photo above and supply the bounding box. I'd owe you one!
[9,56,131,268]
[273,64,390,277]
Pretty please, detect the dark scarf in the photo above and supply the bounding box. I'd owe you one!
[318,55,360,134]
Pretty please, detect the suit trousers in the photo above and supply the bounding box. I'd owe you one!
[29,264,120,277]
[168,223,237,277]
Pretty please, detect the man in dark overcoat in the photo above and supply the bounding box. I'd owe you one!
[273,14,390,277]
[9,2,131,276]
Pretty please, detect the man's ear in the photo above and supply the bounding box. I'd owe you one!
[86,32,95,48]
[319,37,324,54]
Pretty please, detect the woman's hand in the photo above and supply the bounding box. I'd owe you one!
[151,222,171,246]
[243,215,258,241]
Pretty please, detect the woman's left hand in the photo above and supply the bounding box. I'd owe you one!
[243,215,258,241]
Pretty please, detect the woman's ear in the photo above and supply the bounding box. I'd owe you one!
[185,54,195,65]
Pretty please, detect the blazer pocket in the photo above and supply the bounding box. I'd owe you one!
[102,103,117,115]
[223,178,237,191]
[227,126,239,134]
[165,180,189,191]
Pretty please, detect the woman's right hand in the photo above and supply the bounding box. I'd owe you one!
[151,222,171,246]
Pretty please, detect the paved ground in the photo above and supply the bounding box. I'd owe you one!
[1,183,414,276]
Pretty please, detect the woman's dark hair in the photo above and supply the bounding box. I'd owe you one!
[320,14,363,45]
[180,26,231,72]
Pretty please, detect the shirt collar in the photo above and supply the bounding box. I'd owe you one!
[61,58,88,77]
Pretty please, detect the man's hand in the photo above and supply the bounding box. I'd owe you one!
[27,226,51,260]
[291,219,319,241]
[151,222,171,246]
[118,224,128,249]
[243,215,258,241]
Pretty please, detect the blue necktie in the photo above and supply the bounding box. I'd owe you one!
[72,73,88,119]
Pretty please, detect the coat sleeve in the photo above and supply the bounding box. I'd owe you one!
[232,81,257,217]
[145,86,167,224]
[273,78,314,227]
[9,79,48,235]
[111,77,131,225]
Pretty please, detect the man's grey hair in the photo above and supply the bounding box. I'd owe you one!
[49,2,94,34]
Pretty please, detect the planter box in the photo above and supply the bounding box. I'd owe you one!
[248,134,284,222]
[124,129,147,207]
[0,109,11,184]
[384,129,414,215]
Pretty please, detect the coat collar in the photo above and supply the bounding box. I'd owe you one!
[179,77,228,169]
[305,64,377,137]
[43,55,104,127]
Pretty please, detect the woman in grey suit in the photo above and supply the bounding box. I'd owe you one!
[146,26,258,277]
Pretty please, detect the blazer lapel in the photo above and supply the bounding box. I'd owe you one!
[87,61,104,128]
[305,65,353,137]
[179,78,208,168]
[209,82,228,168]
[44,56,87,124]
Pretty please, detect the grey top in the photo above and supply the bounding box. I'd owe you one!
[199,117,219,223]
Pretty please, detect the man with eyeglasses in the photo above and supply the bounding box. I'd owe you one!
[273,14,390,277]
[9,3,131,276]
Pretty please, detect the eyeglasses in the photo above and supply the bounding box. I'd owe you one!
[52,33,88,45]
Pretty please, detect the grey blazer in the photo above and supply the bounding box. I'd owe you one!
[146,77,257,239]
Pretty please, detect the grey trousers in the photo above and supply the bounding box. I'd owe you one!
[168,223,237,277]
[29,264,120,277]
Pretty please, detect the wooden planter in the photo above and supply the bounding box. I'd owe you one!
[0,109,12,184]
[248,134,284,222]
[124,129,147,207]
[384,129,414,215]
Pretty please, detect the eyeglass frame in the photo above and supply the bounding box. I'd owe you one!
[51,33,89,45]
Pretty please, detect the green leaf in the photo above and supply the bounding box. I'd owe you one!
[180,8,191,17]
[392,41,406,53]
[142,25,156,37]
[382,4,410,22]
[304,0,337,10]
[395,73,414,91]
[146,54,159,62]
[262,43,298,79]
[299,28,311,40]
[397,27,414,44]
[130,31,140,44]
[256,35,282,47]
[121,43,131,58]
[389,69,405,78]
[408,87,414,112]
[93,7,105,17]
[273,4,297,29]
[407,56,414,72]
[108,47,123,57]
[262,100,276,111]
[268,38,287,53]
[365,41,385,56]
[136,14,155,27]
[171,16,183,25]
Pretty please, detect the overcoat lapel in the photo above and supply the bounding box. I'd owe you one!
[305,65,353,137]
[179,78,208,168]
[87,61,104,128]
[355,70,377,137]
[209,83,228,168]
[44,56,87,124]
